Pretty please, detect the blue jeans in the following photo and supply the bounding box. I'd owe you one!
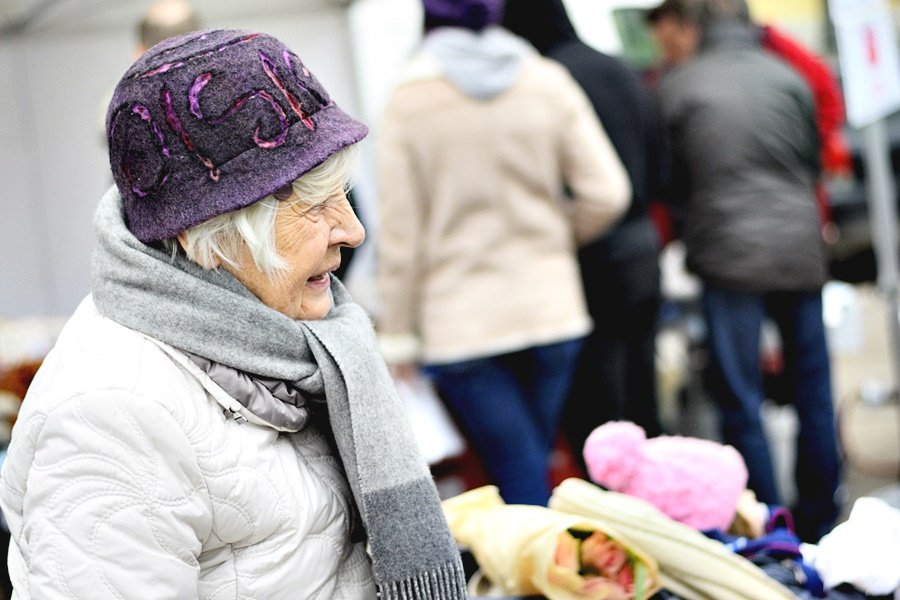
[702,285,842,541]
[426,338,584,506]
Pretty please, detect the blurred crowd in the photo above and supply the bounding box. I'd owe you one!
[372,0,852,547]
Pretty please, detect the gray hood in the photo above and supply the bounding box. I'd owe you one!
[423,26,531,100]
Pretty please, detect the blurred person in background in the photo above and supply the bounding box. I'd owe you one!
[0,29,467,599]
[646,0,852,233]
[97,0,201,145]
[136,0,202,56]
[644,0,701,85]
[376,0,630,505]
[503,0,667,470]
[657,0,842,542]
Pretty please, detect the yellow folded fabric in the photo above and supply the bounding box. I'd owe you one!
[442,486,661,600]
[549,478,797,600]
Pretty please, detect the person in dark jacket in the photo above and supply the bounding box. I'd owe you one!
[504,0,667,470]
[657,0,842,543]
[645,0,852,235]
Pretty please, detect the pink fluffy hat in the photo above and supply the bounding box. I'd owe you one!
[583,421,749,531]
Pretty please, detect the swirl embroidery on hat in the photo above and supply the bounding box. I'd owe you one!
[282,50,333,111]
[108,103,173,198]
[141,61,185,78]
[161,87,221,182]
[189,72,289,149]
[118,32,330,194]
[259,51,315,131]
[130,33,262,80]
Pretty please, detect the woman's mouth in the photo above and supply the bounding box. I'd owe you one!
[307,272,330,285]
[307,263,339,288]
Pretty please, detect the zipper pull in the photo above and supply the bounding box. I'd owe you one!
[225,406,248,424]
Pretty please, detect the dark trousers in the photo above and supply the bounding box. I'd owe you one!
[702,284,842,542]
[563,248,662,472]
[426,338,584,506]
[564,295,662,467]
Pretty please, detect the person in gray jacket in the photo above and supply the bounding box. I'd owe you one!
[657,0,841,542]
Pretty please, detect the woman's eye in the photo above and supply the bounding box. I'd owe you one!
[320,197,345,213]
[294,193,345,219]
[291,202,323,218]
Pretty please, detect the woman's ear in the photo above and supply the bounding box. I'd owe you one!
[176,232,221,269]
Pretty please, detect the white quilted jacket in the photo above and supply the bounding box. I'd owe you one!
[0,297,376,599]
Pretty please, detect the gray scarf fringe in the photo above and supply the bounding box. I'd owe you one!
[90,187,467,599]
[382,562,468,600]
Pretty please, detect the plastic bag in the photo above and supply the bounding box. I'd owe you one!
[394,372,466,465]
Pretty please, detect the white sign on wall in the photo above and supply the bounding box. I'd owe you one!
[829,0,900,128]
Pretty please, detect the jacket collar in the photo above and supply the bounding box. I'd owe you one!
[700,21,760,53]
[143,334,310,432]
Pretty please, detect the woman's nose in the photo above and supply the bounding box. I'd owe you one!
[333,204,366,248]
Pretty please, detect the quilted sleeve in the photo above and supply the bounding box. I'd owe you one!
[11,391,213,599]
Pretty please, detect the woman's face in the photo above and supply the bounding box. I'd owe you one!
[224,191,365,320]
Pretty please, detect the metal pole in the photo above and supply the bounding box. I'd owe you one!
[862,118,900,390]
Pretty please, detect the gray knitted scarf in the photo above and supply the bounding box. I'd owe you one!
[90,188,467,600]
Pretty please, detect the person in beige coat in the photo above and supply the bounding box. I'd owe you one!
[376,0,630,505]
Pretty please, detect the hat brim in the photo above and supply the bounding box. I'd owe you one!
[131,104,368,243]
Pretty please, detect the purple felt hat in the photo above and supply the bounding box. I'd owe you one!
[106,29,368,242]
[422,0,506,31]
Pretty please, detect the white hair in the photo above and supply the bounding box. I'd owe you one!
[163,145,358,274]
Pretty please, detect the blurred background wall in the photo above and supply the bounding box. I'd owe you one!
[0,0,406,318]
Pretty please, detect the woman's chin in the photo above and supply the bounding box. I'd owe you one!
[302,303,332,321]
[292,285,333,320]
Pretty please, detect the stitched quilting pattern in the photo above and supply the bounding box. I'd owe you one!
[0,298,375,599]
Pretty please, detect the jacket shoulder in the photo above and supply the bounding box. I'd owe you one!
[517,54,581,92]
[13,297,196,429]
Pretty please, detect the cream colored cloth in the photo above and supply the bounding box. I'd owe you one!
[376,50,629,364]
[442,486,660,600]
[550,479,797,600]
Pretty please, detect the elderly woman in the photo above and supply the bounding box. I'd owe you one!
[0,30,466,600]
